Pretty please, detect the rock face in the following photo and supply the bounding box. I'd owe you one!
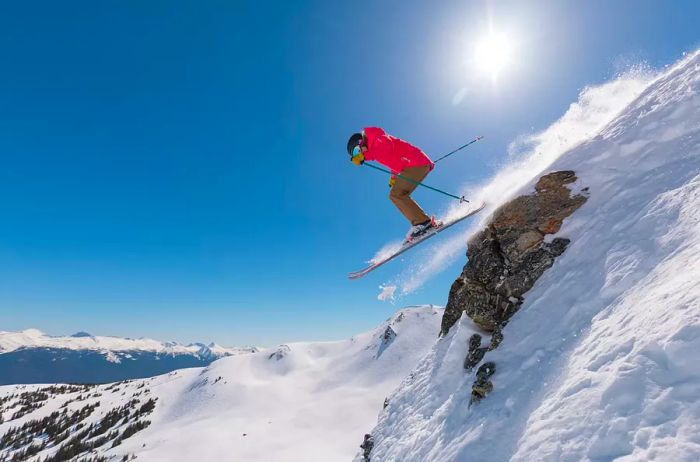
[268,345,291,361]
[442,171,588,335]
[376,326,397,358]
[470,361,496,405]
[360,434,374,461]
[441,171,587,403]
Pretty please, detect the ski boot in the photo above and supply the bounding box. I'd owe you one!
[404,216,442,244]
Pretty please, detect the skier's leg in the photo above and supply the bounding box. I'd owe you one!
[389,165,431,225]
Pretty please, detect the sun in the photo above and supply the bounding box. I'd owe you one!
[474,32,512,79]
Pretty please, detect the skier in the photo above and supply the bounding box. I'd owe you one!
[347,127,439,241]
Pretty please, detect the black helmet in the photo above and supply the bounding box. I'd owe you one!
[346,132,363,155]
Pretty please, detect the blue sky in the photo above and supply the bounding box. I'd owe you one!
[0,1,698,346]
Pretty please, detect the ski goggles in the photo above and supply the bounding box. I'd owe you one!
[351,138,366,157]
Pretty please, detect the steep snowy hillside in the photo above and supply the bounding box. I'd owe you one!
[0,329,256,385]
[0,305,442,462]
[362,51,700,461]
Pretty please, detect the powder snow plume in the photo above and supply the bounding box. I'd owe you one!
[364,48,700,462]
[377,285,397,302]
[370,239,403,265]
[397,67,656,294]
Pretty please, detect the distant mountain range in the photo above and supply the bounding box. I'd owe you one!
[0,329,257,385]
[0,306,443,462]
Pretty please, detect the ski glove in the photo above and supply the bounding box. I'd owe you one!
[389,175,397,188]
[351,152,365,166]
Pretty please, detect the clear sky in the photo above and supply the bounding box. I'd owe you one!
[0,0,698,346]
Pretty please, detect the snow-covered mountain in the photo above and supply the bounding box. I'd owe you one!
[0,329,256,385]
[2,48,699,462]
[361,51,700,461]
[0,306,443,462]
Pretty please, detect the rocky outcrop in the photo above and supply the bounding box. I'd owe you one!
[376,326,397,358]
[470,362,496,405]
[463,333,489,370]
[360,434,374,461]
[442,171,588,335]
[443,171,587,402]
[268,345,291,361]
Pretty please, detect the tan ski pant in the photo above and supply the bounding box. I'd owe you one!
[389,165,431,225]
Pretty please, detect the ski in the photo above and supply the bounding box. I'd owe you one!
[348,201,486,280]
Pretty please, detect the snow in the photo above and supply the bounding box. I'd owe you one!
[370,239,403,265]
[397,65,655,295]
[0,382,155,461]
[103,350,122,364]
[364,50,700,461]
[378,284,397,302]
[3,47,699,462]
[1,305,444,462]
[121,306,442,462]
[0,328,253,357]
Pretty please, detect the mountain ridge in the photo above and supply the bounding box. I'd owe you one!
[0,329,258,385]
[0,328,255,356]
[0,305,444,461]
[360,48,700,462]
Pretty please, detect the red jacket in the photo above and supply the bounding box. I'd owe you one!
[363,127,434,174]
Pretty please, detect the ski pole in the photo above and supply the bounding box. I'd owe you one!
[433,136,483,164]
[363,162,469,203]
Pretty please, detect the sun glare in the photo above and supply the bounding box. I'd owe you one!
[474,33,512,79]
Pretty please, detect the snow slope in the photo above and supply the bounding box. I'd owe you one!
[0,305,443,462]
[397,65,655,295]
[364,51,700,461]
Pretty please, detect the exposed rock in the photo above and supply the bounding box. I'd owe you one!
[382,326,397,342]
[267,345,291,361]
[360,433,374,461]
[442,171,587,334]
[490,328,504,349]
[376,326,397,358]
[443,171,587,406]
[463,334,488,371]
[470,362,496,405]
